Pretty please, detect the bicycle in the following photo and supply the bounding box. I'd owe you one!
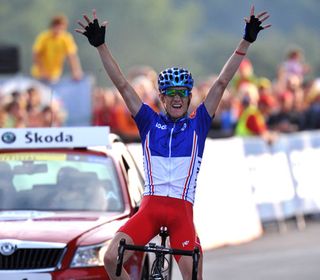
[116,226,200,280]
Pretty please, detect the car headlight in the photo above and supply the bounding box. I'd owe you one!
[71,241,110,268]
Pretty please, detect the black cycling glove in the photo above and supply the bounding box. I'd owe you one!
[83,19,105,47]
[243,15,263,43]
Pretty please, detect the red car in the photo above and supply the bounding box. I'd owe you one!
[0,127,151,280]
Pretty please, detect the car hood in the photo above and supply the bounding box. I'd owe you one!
[0,210,126,244]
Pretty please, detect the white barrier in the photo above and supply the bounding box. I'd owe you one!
[194,137,262,249]
[245,131,320,220]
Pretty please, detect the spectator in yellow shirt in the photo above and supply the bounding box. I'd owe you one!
[31,14,83,83]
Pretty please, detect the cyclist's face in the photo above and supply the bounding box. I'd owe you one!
[160,87,191,120]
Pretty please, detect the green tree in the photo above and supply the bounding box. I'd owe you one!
[0,0,319,86]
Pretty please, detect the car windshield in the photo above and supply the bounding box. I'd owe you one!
[0,151,124,212]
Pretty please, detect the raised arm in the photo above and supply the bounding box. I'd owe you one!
[76,9,142,116]
[67,53,83,81]
[204,6,271,117]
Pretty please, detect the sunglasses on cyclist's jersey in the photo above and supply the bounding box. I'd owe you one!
[163,88,191,97]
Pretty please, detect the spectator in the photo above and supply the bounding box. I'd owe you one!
[258,94,276,126]
[26,87,42,110]
[257,77,273,99]
[0,108,8,128]
[279,47,310,84]
[112,94,140,143]
[40,101,66,127]
[51,168,106,210]
[5,100,26,128]
[257,77,278,118]
[131,75,161,112]
[189,77,210,113]
[92,87,117,127]
[235,94,276,144]
[268,90,305,133]
[218,95,238,136]
[232,57,258,91]
[25,87,43,127]
[127,65,158,89]
[31,14,83,83]
[51,167,81,209]
[304,79,320,129]
[209,86,237,138]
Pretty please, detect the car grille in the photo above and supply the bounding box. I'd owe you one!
[0,248,64,270]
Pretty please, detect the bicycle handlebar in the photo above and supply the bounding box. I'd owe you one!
[116,238,200,279]
[115,239,126,276]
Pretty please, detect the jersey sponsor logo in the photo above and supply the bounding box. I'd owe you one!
[182,240,190,247]
[181,123,187,131]
[155,122,167,130]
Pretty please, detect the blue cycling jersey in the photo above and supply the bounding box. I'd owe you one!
[134,103,212,204]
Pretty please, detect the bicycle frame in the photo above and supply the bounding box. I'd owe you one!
[116,228,200,280]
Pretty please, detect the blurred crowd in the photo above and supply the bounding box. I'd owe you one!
[92,48,320,143]
[1,47,320,145]
[0,86,66,128]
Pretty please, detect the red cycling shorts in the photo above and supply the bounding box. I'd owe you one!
[117,195,202,261]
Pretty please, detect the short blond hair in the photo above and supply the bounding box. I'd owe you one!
[50,14,68,27]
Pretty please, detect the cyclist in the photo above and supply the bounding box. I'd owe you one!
[76,6,270,280]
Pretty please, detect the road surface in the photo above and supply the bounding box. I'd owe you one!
[172,218,320,279]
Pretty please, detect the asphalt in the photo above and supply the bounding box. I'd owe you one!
[172,217,320,280]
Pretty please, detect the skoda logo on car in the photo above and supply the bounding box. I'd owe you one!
[0,241,16,256]
[1,132,16,144]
